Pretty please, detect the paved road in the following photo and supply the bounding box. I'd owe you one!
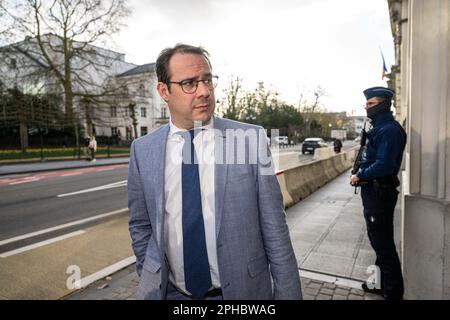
[0,164,132,299]
[0,164,128,249]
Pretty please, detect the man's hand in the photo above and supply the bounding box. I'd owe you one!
[350,174,360,185]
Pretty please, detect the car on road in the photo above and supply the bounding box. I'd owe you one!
[272,136,289,146]
[301,137,328,154]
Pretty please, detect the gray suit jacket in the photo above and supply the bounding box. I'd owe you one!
[128,117,302,300]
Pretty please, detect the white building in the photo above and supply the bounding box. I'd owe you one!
[0,35,167,142]
[109,63,169,141]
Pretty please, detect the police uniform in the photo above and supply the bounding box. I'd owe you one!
[356,87,407,300]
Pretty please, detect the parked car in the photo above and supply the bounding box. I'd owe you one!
[272,136,289,145]
[301,138,328,154]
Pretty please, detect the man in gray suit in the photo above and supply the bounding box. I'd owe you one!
[128,44,302,300]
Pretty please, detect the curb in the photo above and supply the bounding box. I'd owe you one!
[0,159,130,176]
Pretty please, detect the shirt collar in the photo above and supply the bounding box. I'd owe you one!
[168,116,215,137]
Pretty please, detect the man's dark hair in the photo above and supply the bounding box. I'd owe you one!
[156,44,211,85]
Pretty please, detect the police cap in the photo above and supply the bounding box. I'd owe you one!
[363,86,395,100]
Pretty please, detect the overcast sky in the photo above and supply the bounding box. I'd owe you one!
[112,0,394,116]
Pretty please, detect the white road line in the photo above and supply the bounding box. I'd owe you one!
[76,256,136,289]
[61,172,83,177]
[0,230,86,258]
[9,178,41,185]
[0,208,128,247]
[57,180,127,197]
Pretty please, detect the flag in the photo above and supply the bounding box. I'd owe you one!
[380,50,389,80]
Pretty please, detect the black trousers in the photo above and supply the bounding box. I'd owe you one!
[361,184,404,300]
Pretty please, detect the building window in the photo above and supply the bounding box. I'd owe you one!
[161,107,167,119]
[126,127,132,140]
[138,84,145,97]
[141,126,148,137]
[111,106,117,117]
[141,107,147,118]
[10,58,17,70]
[111,127,118,136]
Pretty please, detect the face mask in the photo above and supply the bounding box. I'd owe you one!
[366,99,392,119]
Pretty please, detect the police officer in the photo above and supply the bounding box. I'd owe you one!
[350,86,406,300]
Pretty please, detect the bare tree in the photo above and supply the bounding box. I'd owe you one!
[0,0,133,153]
[299,85,327,137]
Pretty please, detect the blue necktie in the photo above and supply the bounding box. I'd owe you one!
[180,129,212,299]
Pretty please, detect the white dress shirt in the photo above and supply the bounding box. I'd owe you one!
[164,117,220,295]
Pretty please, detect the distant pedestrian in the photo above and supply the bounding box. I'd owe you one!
[333,138,343,153]
[350,86,406,300]
[88,135,97,162]
[84,136,91,160]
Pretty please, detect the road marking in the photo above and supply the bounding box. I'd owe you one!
[9,177,41,185]
[0,208,128,247]
[75,256,136,289]
[61,172,83,177]
[0,230,86,258]
[57,180,127,197]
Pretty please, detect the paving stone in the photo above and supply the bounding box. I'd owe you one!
[307,282,322,290]
[364,294,383,300]
[316,294,332,300]
[320,288,335,296]
[348,294,364,300]
[303,294,315,300]
[332,294,347,300]
[301,278,312,285]
[113,287,128,294]
[350,288,365,296]
[322,283,337,290]
[334,288,350,296]
[116,292,133,300]
[304,287,320,296]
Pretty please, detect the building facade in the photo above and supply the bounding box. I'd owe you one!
[0,35,167,143]
[388,0,450,299]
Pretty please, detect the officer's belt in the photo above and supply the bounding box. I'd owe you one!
[364,175,400,188]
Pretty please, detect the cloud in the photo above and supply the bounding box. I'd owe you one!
[115,0,394,115]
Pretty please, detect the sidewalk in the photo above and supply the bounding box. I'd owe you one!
[66,170,402,300]
[0,157,129,176]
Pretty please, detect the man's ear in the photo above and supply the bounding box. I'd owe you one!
[157,82,170,102]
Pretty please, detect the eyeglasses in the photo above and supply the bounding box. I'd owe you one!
[168,75,218,94]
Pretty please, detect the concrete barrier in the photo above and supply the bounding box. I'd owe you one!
[276,147,358,208]
[312,146,335,161]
